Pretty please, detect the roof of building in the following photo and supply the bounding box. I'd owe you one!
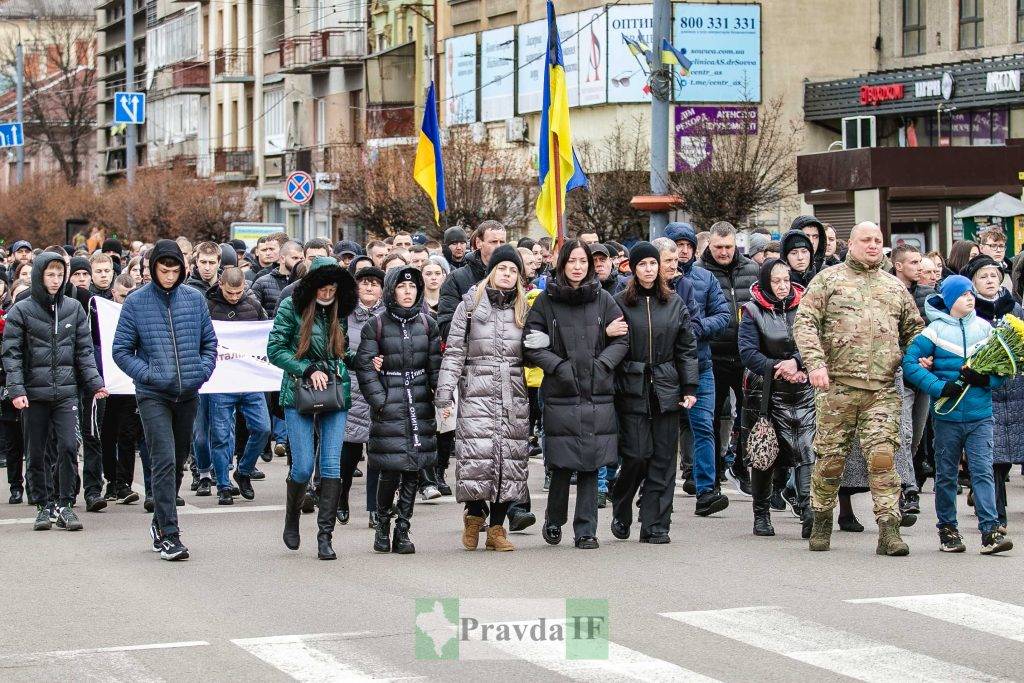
[0,0,94,19]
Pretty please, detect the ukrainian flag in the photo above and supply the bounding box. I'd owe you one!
[661,39,692,75]
[413,81,447,224]
[536,0,587,239]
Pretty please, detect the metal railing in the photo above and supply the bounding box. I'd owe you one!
[212,48,253,79]
[172,60,209,89]
[280,36,313,70]
[312,26,365,63]
[213,147,254,175]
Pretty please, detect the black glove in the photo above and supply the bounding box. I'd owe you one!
[940,379,966,398]
[959,366,989,389]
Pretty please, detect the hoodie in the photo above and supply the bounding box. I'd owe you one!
[789,215,829,272]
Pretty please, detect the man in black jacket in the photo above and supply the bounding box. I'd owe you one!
[436,221,506,340]
[2,252,107,532]
[185,241,221,294]
[441,226,469,272]
[251,240,302,318]
[701,222,759,495]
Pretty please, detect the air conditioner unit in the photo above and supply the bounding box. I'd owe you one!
[471,121,487,144]
[506,117,527,143]
[841,115,876,150]
[315,172,338,191]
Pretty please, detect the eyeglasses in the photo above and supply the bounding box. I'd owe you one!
[984,242,1007,250]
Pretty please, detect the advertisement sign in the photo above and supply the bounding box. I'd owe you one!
[556,12,581,108]
[517,19,547,114]
[674,106,757,172]
[480,26,515,122]
[577,7,608,106]
[445,34,477,125]
[673,3,761,103]
[230,222,285,250]
[607,4,654,103]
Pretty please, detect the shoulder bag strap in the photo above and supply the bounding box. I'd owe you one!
[760,369,773,417]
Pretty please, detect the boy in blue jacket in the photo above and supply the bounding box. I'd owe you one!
[902,275,1012,555]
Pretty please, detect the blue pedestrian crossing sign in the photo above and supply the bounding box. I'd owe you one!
[0,122,23,148]
[286,171,314,205]
[114,92,146,125]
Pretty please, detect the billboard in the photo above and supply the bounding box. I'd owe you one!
[577,7,608,106]
[556,12,580,108]
[673,105,758,172]
[445,33,477,125]
[517,19,547,114]
[607,4,654,103]
[480,26,515,122]
[672,3,761,103]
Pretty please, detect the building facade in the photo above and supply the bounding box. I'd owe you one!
[95,0,146,182]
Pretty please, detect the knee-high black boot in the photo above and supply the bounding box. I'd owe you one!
[283,476,305,550]
[750,466,775,537]
[316,478,340,560]
[393,473,418,554]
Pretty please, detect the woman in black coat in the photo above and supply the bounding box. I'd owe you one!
[738,259,815,539]
[609,242,699,544]
[523,240,628,549]
[356,266,441,555]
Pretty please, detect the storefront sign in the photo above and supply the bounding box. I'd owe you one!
[987,70,1021,94]
[859,83,904,106]
[915,79,941,98]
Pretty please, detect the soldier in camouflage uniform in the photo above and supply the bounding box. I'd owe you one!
[793,222,924,556]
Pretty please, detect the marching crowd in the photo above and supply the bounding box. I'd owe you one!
[0,217,1020,561]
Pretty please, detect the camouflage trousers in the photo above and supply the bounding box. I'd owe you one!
[811,381,902,521]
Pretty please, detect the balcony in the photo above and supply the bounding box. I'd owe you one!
[283,148,313,175]
[280,36,314,74]
[171,61,210,92]
[214,147,255,178]
[311,26,366,66]
[213,49,254,82]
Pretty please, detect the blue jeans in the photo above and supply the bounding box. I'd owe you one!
[284,408,347,483]
[688,367,717,495]
[933,418,999,533]
[208,393,271,491]
[272,415,287,443]
[192,395,212,478]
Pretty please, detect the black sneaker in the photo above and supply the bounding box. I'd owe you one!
[159,533,190,561]
[85,495,107,513]
[195,478,212,497]
[176,495,185,506]
[781,485,801,518]
[56,506,83,531]
[639,533,670,544]
[694,490,729,517]
[902,491,922,515]
[611,518,630,540]
[981,530,1013,555]
[217,489,234,505]
[353,467,364,478]
[260,449,273,463]
[938,524,966,553]
[681,479,696,496]
[725,464,752,497]
[150,520,162,552]
[144,496,154,512]
[33,505,51,531]
[542,472,551,491]
[769,490,787,512]
[508,511,536,532]
[249,467,266,481]
[597,491,607,509]
[9,488,23,505]
[104,483,118,501]
[190,473,200,492]
[116,486,140,505]
[542,520,562,545]
[233,471,255,500]
[47,503,59,524]
[574,536,599,549]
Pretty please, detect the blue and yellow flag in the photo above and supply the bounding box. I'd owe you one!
[661,39,692,75]
[536,0,587,239]
[413,81,447,224]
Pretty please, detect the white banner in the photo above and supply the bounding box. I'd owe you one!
[94,296,283,395]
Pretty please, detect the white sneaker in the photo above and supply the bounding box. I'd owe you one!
[724,467,752,497]
[420,486,442,501]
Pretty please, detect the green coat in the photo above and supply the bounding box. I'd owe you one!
[267,295,353,409]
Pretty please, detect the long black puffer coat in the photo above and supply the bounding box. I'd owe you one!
[523,278,628,471]
[737,282,815,468]
[2,252,103,402]
[356,266,442,472]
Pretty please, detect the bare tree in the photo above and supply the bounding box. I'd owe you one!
[442,129,532,234]
[670,96,800,228]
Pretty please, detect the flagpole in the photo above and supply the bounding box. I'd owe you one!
[553,132,564,254]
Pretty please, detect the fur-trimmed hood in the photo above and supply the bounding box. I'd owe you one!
[292,256,357,317]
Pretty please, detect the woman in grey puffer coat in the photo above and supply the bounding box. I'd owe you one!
[339,265,386,527]
[435,246,530,552]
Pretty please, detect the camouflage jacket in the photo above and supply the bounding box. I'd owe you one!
[794,252,924,388]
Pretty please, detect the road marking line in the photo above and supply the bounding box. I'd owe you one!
[0,640,209,658]
[0,640,209,681]
[848,593,1024,643]
[232,633,423,682]
[661,606,1006,682]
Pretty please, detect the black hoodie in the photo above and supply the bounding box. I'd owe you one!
[437,250,488,340]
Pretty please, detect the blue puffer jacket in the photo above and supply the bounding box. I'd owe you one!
[902,294,1003,422]
[112,240,218,401]
[675,258,731,372]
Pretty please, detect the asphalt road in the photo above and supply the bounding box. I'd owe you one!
[1,456,1022,682]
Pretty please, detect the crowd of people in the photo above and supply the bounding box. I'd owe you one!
[0,217,1019,561]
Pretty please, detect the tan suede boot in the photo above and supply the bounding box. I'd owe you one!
[462,513,486,550]
[808,509,833,552]
[876,514,910,556]
[485,524,514,551]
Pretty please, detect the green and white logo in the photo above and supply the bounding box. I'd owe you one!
[414,598,459,660]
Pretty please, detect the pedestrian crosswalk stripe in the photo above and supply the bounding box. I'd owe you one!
[479,620,720,682]
[661,606,1007,682]
[848,593,1024,643]
[231,633,424,682]
[0,641,208,682]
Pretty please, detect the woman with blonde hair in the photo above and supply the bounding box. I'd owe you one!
[435,246,531,551]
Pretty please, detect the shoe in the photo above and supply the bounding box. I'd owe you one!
[176,496,185,506]
[876,514,910,556]
[808,509,833,551]
[391,520,415,554]
[159,533,189,561]
[967,489,974,508]
[801,508,814,540]
[753,512,775,537]
[529,444,543,458]
[274,442,287,457]
[462,513,486,550]
[317,478,341,560]
[597,491,607,509]
[902,491,922,515]
[899,513,917,528]
[419,485,442,501]
[85,495,107,513]
[9,488,23,505]
[769,490,786,512]
[33,504,51,531]
[611,518,630,540]
[116,486,140,505]
[47,503,59,524]
[249,467,265,481]
[301,488,316,513]
[283,477,305,550]
[508,510,536,532]
[938,524,966,553]
[195,478,212,497]
[838,513,864,532]
[373,513,392,553]
[56,506,83,531]
[150,520,162,552]
[337,505,349,525]
[233,471,255,500]
[725,464,752,497]
[981,530,1013,555]
[217,489,234,505]
[639,533,670,544]
[542,472,551,491]
[542,520,562,545]
[368,511,378,529]
[781,485,800,517]
[570,472,577,485]
[681,479,696,496]
[104,483,117,501]
[694,490,729,517]
[485,525,515,551]
[353,467,363,478]
[190,473,200,492]
[260,449,273,463]
[144,496,154,512]
[574,536,599,549]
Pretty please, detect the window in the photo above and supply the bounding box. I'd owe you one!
[263,88,286,154]
[1018,0,1024,42]
[147,94,200,145]
[959,0,984,49]
[146,9,200,72]
[902,0,925,56]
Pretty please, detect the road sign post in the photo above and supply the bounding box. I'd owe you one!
[0,122,24,149]
[114,92,146,125]
[286,171,315,242]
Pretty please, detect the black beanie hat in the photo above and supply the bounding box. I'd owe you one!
[487,244,524,275]
[69,256,92,276]
[354,265,385,286]
[443,226,469,245]
[628,241,661,273]
[102,238,123,254]
[960,254,1002,282]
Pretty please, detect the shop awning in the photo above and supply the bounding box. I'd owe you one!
[955,191,1024,219]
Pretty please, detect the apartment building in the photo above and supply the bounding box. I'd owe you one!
[95,0,146,182]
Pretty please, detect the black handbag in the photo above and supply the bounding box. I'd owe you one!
[293,371,346,415]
